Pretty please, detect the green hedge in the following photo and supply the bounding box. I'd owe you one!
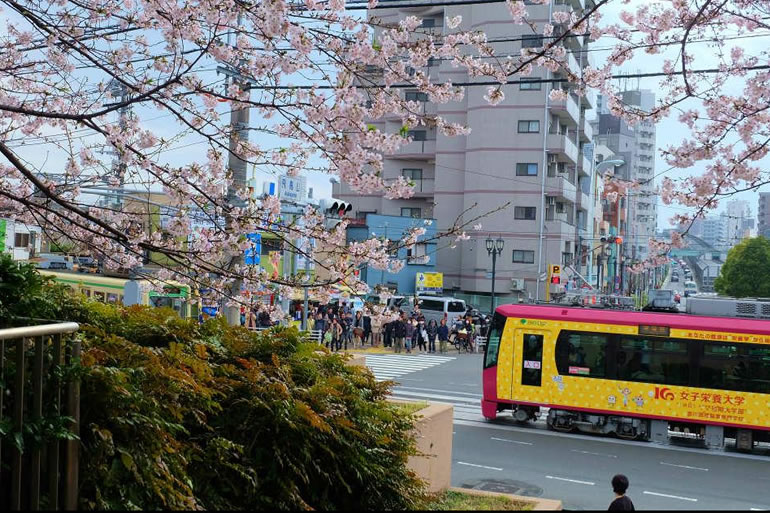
[0,256,426,510]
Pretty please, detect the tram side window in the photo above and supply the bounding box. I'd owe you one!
[700,343,770,394]
[484,313,506,369]
[521,333,543,386]
[555,331,607,378]
[617,337,689,385]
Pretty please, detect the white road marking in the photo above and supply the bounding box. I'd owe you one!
[457,461,503,471]
[546,475,595,486]
[390,390,480,404]
[491,437,533,446]
[571,449,617,458]
[643,491,698,502]
[660,461,708,471]
[396,386,482,398]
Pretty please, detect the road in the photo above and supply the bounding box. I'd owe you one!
[366,352,770,510]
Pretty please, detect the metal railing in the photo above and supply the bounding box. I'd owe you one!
[248,326,323,343]
[1,322,80,511]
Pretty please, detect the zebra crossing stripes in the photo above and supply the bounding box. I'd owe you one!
[364,354,456,381]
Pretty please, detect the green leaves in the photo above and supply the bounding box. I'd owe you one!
[2,263,426,510]
[714,236,770,298]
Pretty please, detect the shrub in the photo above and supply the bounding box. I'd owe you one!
[0,262,426,511]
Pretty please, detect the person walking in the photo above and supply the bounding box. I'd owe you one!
[608,474,635,511]
[393,315,406,353]
[329,318,341,351]
[426,319,438,353]
[438,318,449,353]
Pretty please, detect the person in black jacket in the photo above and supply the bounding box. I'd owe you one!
[363,314,372,346]
[608,474,635,511]
[437,318,450,353]
[393,315,407,353]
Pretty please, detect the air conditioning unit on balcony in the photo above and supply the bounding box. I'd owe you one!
[511,278,525,291]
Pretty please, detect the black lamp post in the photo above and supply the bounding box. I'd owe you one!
[486,236,505,316]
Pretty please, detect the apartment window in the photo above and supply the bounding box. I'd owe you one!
[514,206,537,220]
[427,57,438,67]
[513,250,535,263]
[562,252,573,266]
[407,243,429,263]
[401,207,422,218]
[520,78,542,90]
[516,163,538,176]
[407,130,427,141]
[521,35,544,48]
[405,91,429,102]
[518,120,540,133]
[402,168,423,180]
[421,18,437,28]
[14,232,30,248]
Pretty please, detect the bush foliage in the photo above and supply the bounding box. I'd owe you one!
[0,256,425,510]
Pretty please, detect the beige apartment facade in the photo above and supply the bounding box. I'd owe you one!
[334,0,596,305]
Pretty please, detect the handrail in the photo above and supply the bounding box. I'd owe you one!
[0,322,79,341]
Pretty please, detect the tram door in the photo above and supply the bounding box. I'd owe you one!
[515,330,545,390]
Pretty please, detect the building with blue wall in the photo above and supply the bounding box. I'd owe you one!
[347,213,437,295]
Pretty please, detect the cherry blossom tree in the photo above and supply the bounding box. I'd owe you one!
[2,0,767,313]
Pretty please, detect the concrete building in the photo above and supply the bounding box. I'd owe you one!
[592,90,657,265]
[701,216,727,249]
[0,219,42,261]
[759,192,770,238]
[334,0,597,304]
[347,214,438,295]
[725,199,754,247]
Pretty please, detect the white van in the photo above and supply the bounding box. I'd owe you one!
[36,253,74,270]
[414,296,466,323]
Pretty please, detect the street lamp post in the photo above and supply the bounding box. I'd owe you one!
[486,236,505,316]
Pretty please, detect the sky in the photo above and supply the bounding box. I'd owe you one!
[6,1,770,231]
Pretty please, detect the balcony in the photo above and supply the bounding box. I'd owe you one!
[578,151,591,176]
[566,51,581,76]
[580,114,593,142]
[549,91,580,126]
[546,172,577,204]
[394,138,436,159]
[547,132,579,164]
[410,178,435,197]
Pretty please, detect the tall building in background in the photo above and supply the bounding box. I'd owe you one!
[758,192,770,238]
[334,0,597,306]
[701,216,727,249]
[725,199,754,247]
[592,90,657,265]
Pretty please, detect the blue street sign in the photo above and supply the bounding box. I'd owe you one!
[245,233,262,265]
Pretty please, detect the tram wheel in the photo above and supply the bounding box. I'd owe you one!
[513,408,530,423]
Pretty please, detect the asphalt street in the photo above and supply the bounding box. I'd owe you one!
[368,351,770,510]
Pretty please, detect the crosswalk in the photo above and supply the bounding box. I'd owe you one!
[364,353,456,382]
[362,353,486,420]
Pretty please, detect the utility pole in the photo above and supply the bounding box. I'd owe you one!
[222,16,250,326]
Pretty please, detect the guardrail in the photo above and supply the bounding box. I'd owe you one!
[1,322,80,511]
[248,326,323,343]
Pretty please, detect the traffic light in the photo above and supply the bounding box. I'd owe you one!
[600,236,623,244]
[550,275,560,284]
[319,198,352,217]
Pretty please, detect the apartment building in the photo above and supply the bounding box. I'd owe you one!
[759,192,770,238]
[592,90,657,265]
[724,199,755,246]
[333,0,597,304]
